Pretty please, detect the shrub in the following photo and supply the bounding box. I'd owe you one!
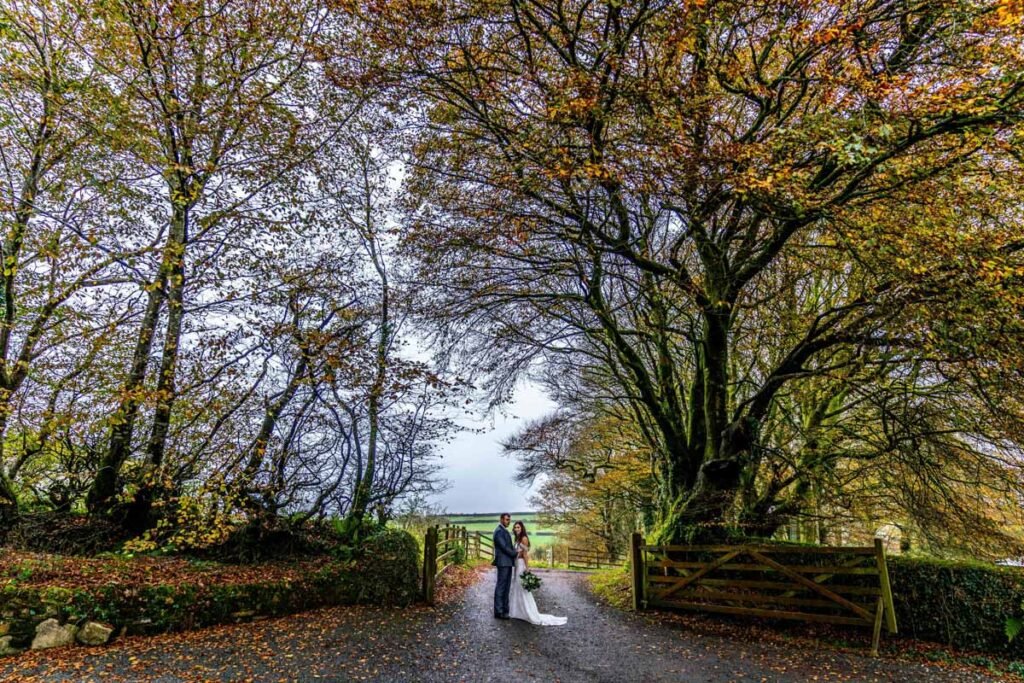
[450,543,467,566]
[187,518,353,563]
[349,527,422,605]
[888,556,1024,656]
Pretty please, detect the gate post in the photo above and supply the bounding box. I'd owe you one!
[423,525,438,605]
[874,537,897,634]
[630,532,645,611]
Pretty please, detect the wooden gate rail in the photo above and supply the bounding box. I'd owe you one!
[474,531,494,560]
[568,546,623,570]
[629,533,897,655]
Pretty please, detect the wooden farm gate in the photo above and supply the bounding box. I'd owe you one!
[422,524,469,605]
[472,530,494,561]
[568,546,623,570]
[629,534,897,655]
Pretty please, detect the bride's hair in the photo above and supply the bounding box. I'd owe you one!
[513,521,529,543]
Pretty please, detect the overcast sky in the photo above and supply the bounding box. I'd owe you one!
[431,383,556,514]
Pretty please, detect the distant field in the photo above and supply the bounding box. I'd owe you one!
[444,513,561,538]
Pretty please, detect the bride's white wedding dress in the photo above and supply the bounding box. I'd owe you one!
[509,545,568,626]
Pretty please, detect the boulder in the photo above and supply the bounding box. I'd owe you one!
[0,636,22,657]
[31,618,77,650]
[77,621,114,646]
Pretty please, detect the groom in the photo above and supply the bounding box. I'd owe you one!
[492,513,517,619]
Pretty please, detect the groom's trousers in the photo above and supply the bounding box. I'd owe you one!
[494,566,513,616]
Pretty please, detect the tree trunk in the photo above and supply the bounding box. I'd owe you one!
[0,87,51,524]
[0,412,17,525]
[145,202,188,469]
[0,475,17,527]
[701,307,731,463]
[238,345,310,499]
[87,278,165,515]
[346,201,391,536]
[348,271,388,528]
[124,203,188,532]
[656,305,756,543]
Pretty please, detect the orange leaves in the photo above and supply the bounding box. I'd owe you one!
[809,19,863,47]
[432,562,484,605]
[994,0,1024,27]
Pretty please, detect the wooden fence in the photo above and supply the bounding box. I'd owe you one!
[568,546,624,570]
[422,524,470,605]
[422,527,630,603]
[630,533,897,655]
[472,531,494,561]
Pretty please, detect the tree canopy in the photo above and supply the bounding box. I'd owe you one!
[0,0,1021,557]
[0,0,457,552]
[337,0,1024,550]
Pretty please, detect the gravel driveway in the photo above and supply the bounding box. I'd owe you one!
[0,568,1006,682]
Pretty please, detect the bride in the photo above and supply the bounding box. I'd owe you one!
[508,521,568,626]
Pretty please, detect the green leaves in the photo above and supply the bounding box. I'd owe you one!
[1006,616,1023,643]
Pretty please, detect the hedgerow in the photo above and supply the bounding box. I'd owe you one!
[0,528,420,651]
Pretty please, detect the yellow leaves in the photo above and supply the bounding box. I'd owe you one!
[123,533,159,554]
[2,251,18,278]
[978,257,1024,285]
[581,161,614,181]
[546,95,599,123]
[732,164,796,197]
[995,0,1024,27]
[542,162,574,181]
[892,256,929,275]
[541,158,617,183]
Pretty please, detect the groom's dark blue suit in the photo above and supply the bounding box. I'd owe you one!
[492,523,517,617]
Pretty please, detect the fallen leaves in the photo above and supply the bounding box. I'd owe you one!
[433,563,485,606]
[0,550,333,592]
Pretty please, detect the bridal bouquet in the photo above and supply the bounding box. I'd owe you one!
[520,570,541,592]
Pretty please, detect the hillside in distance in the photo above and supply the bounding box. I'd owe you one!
[444,512,559,538]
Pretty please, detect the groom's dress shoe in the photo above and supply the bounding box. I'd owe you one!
[496,614,510,619]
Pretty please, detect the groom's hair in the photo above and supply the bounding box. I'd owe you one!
[500,512,510,519]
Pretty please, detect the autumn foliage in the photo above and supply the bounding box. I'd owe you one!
[332,0,1024,550]
[0,0,456,553]
[0,0,1022,563]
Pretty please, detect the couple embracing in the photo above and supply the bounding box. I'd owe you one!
[491,513,567,626]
